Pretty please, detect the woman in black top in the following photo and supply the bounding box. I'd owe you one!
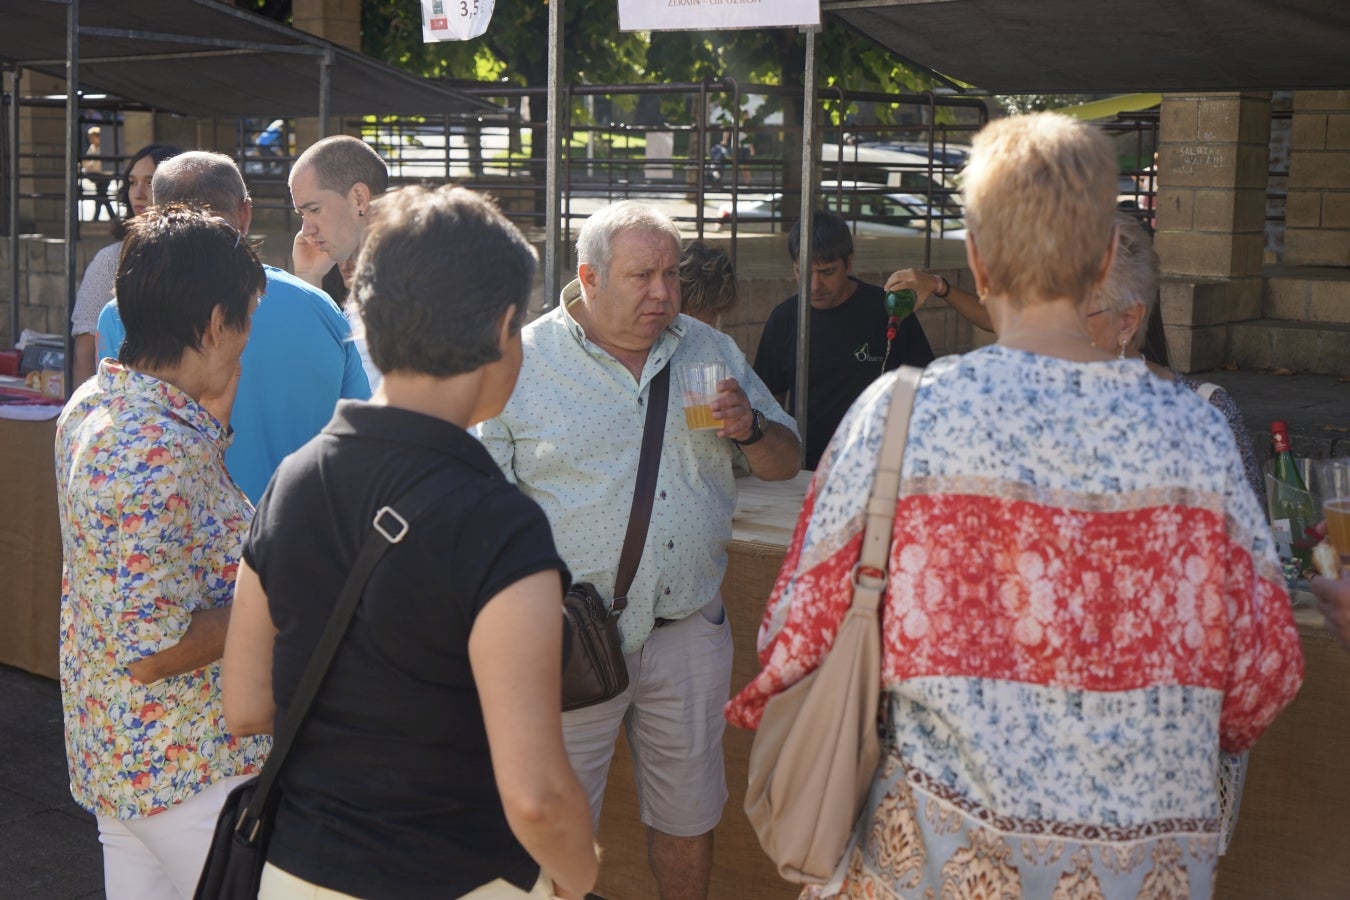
[222,185,598,900]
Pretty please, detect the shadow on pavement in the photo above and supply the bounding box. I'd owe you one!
[0,664,104,899]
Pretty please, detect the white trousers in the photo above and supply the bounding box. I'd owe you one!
[259,862,557,899]
[96,774,252,900]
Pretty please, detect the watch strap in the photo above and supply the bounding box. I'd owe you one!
[734,408,767,447]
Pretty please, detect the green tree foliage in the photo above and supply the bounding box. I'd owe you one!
[994,93,1091,115]
[236,0,945,111]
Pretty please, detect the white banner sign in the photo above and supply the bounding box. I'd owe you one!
[421,0,495,43]
[618,0,820,32]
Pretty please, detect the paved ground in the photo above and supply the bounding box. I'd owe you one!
[0,665,103,900]
[1,368,1343,899]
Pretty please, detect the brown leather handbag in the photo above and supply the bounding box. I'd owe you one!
[561,364,669,711]
[744,366,921,884]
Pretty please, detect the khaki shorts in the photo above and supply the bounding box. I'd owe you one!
[259,863,555,899]
[562,596,734,837]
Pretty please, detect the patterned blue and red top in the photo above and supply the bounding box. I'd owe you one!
[55,361,268,819]
[727,346,1303,898]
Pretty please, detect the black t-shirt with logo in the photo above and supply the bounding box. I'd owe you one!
[243,401,569,899]
[753,277,934,469]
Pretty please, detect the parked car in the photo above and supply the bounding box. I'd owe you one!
[857,140,971,170]
[715,180,966,240]
[818,142,962,210]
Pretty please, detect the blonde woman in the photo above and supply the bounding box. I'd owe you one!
[729,113,1302,898]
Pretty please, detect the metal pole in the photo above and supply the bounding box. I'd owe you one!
[794,27,820,469]
[8,67,21,350]
[543,0,564,307]
[695,80,708,243]
[727,77,740,263]
[64,0,79,396]
[318,48,332,140]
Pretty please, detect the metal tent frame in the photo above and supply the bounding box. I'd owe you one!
[3,0,502,391]
[539,0,1350,465]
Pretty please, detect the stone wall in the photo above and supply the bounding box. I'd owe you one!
[0,236,102,348]
[1157,91,1350,376]
[0,230,300,352]
[1285,90,1350,267]
[1156,92,1271,372]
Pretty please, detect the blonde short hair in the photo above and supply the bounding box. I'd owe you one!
[962,113,1118,306]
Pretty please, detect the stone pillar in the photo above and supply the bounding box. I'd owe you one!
[1285,90,1350,266]
[291,0,363,152]
[293,0,361,48]
[1155,92,1271,372]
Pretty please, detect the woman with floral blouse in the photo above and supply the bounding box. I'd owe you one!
[727,114,1303,898]
[54,205,269,900]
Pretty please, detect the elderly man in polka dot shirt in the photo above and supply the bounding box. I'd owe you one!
[477,200,800,900]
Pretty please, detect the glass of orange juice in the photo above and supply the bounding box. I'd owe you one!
[1315,458,1350,573]
[676,362,728,431]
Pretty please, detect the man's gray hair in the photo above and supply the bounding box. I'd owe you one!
[576,201,682,285]
[151,151,249,224]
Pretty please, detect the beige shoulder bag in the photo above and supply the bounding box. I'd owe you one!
[744,366,922,884]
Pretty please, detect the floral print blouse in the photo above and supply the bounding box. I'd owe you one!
[727,347,1303,898]
[55,361,269,820]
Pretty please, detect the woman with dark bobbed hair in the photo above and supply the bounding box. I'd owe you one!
[224,185,599,900]
[56,204,269,899]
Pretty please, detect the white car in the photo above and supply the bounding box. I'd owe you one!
[715,181,966,240]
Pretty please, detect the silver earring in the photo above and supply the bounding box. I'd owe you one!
[1118,337,1127,359]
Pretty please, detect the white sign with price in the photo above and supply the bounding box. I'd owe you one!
[618,0,819,32]
[421,0,495,42]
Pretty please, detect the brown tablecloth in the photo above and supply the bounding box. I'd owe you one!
[1214,606,1350,899]
[595,538,798,900]
[0,416,62,679]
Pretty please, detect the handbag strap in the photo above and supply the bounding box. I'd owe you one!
[850,366,923,616]
[235,470,453,835]
[611,362,671,611]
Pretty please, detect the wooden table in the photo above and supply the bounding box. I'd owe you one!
[594,472,1350,899]
[0,415,63,679]
[1214,605,1350,899]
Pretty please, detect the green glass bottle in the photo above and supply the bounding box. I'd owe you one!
[1268,420,1317,569]
[884,288,917,321]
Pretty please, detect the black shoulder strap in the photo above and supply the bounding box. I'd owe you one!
[611,363,670,610]
[235,469,452,836]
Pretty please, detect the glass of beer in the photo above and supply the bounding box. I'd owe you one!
[1316,458,1350,570]
[676,362,728,431]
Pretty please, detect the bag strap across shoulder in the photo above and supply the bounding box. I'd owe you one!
[235,468,454,836]
[611,362,671,611]
[850,366,923,617]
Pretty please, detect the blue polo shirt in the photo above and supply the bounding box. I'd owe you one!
[98,265,370,502]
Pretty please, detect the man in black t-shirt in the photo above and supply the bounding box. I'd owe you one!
[753,210,935,469]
